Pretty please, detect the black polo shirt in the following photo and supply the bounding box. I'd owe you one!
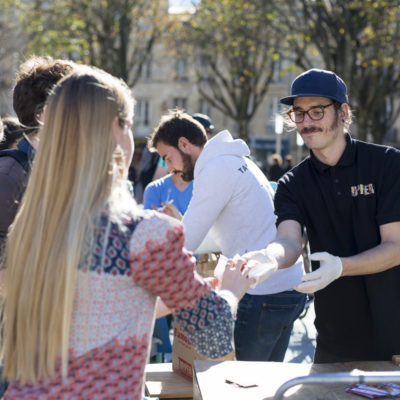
[275,134,400,361]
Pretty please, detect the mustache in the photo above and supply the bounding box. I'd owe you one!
[301,126,323,134]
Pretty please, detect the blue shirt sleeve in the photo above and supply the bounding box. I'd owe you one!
[143,182,162,210]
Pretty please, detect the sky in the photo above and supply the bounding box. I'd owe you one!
[168,0,200,14]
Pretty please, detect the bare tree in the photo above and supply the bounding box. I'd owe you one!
[173,0,285,141]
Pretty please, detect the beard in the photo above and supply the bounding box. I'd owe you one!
[178,149,195,182]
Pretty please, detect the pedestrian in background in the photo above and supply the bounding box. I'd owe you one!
[268,153,285,181]
[283,154,293,173]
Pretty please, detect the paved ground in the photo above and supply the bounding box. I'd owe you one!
[284,296,317,363]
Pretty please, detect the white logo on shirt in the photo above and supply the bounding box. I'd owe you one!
[351,183,375,197]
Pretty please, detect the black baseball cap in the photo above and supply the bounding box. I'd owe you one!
[192,113,214,131]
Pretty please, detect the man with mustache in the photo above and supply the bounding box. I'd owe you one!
[148,109,306,362]
[245,68,400,363]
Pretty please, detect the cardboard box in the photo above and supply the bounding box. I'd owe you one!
[196,252,221,278]
[172,325,235,380]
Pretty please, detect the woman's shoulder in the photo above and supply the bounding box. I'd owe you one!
[130,209,184,252]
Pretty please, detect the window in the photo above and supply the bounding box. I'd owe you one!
[266,97,281,133]
[176,57,188,80]
[199,99,211,117]
[135,100,150,126]
[198,55,209,80]
[272,58,283,83]
[140,56,152,80]
[172,98,187,110]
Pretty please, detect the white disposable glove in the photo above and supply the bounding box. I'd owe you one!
[245,252,278,287]
[235,250,278,288]
[214,253,278,288]
[294,252,342,293]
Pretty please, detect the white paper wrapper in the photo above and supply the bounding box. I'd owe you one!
[213,254,230,283]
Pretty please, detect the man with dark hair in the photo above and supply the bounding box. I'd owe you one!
[150,110,207,148]
[0,56,77,255]
[149,109,305,362]
[149,109,208,183]
[245,68,400,363]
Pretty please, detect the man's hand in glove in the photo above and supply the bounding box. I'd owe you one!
[295,252,342,293]
[241,250,279,287]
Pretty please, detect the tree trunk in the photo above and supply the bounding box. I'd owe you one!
[237,119,250,143]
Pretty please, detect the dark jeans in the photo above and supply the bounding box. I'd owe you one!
[234,291,306,361]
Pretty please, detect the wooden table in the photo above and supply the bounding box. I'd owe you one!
[193,360,400,400]
[145,363,193,399]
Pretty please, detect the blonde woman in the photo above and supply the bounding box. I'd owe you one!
[2,67,252,399]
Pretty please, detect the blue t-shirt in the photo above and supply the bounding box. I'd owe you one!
[143,174,193,215]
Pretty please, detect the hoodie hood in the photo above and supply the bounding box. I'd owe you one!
[194,130,250,177]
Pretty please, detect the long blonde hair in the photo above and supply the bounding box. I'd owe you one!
[2,66,134,383]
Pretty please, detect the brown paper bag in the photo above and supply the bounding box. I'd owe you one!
[196,252,221,278]
[172,325,235,380]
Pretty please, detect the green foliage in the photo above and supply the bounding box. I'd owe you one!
[16,0,169,87]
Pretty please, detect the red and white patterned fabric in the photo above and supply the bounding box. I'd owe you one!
[5,210,234,399]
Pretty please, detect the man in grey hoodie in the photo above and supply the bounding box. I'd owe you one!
[149,109,306,362]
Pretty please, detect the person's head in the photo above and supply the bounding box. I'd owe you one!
[39,65,135,178]
[280,69,352,153]
[285,154,293,166]
[192,113,214,138]
[3,66,135,383]
[271,153,282,166]
[148,109,207,182]
[13,55,77,136]
[0,116,24,150]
